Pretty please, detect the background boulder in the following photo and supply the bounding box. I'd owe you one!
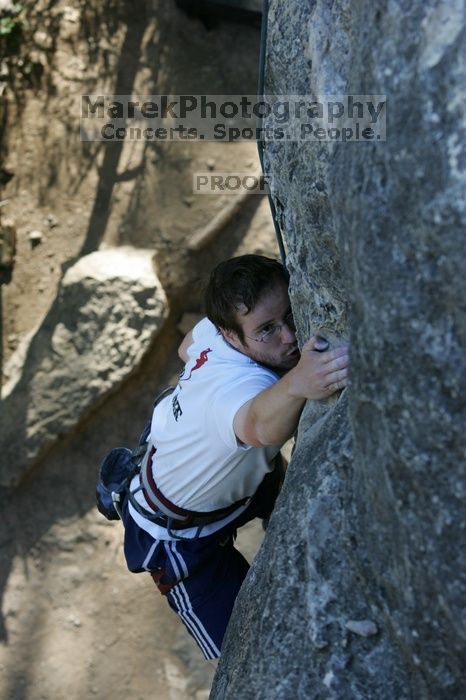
[0,247,167,485]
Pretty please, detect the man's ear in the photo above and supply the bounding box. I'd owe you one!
[220,327,242,351]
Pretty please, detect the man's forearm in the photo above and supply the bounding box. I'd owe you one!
[243,373,306,446]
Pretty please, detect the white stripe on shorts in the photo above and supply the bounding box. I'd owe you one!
[165,542,221,659]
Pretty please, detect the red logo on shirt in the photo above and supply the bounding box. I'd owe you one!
[183,348,212,380]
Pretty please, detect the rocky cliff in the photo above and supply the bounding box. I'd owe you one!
[211,1,466,698]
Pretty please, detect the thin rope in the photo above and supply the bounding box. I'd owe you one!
[257,0,288,273]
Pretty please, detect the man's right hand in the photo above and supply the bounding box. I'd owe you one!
[234,335,349,447]
[287,335,349,401]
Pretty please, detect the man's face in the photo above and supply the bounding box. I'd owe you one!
[222,282,300,372]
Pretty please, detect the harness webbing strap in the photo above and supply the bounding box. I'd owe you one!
[139,444,249,527]
[140,447,190,520]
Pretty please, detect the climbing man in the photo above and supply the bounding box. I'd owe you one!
[120,254,349,660]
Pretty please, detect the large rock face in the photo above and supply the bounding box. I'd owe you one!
[211,1,466,698]
[0,247,167,486]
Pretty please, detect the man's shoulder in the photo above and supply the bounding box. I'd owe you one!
[192,318,241,362]
[190,318,279,384]
[192,316,216,340]
[192,317,234,355]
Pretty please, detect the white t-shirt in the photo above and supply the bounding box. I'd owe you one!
[128,317,281,539]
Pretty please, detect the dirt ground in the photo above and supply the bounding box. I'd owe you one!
[0,2,284,697]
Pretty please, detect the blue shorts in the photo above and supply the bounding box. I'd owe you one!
[121,466,281,659]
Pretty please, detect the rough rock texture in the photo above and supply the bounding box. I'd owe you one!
[0,247,167,485]
[211,1,466,698]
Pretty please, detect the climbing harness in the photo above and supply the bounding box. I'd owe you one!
[133,443,249,538]
[96,387,250,539]
[257,0,288,274]
[97,441,249,539]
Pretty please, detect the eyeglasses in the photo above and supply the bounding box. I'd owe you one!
[245,310,296,344]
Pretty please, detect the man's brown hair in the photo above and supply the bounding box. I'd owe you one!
[205,254,288,342]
